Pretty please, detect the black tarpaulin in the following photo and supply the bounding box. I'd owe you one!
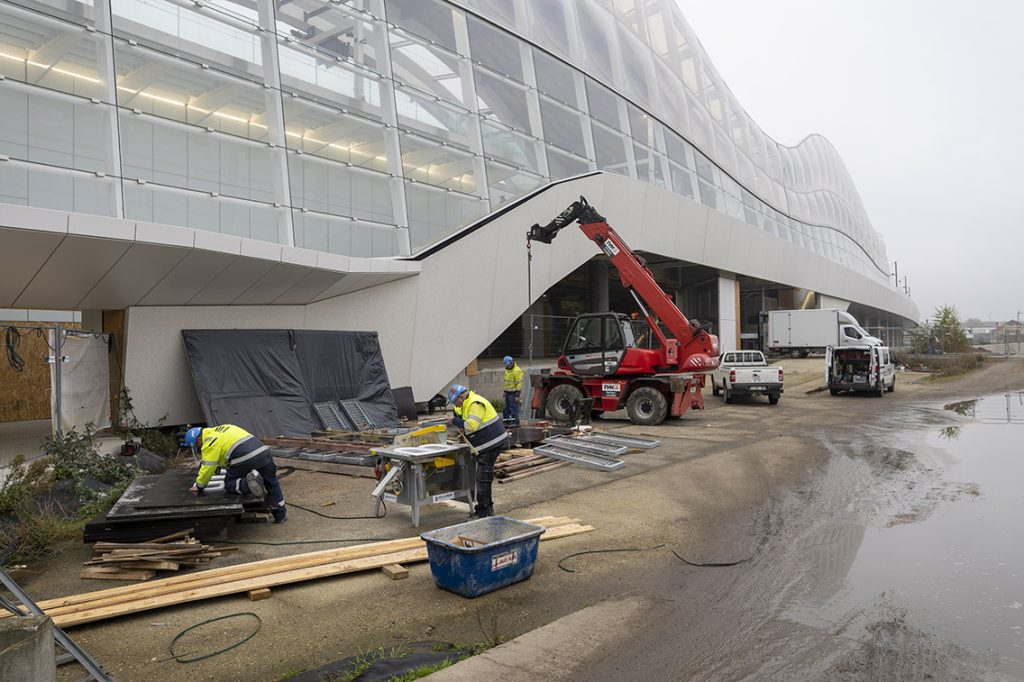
[182,329,399,437]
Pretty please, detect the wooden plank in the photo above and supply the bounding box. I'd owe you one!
[80,568,156,581]
[54,523,593,627]
[247,588,272,601]
[0,516,577,619]
[111,561,180,571]
[381,564,408,581]
[144,529,195,543]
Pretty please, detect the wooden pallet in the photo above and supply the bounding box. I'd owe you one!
[2,516,593,628]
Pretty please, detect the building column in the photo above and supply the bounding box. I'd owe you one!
[717,275,739,353]
[588,260,609,312]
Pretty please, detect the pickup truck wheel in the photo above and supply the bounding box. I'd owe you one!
[545,384,584,423]
[768,393,780,405]
[712,381,720,397]
[723,387,734,404]
[626,387,668,425]
[829,388,839,396]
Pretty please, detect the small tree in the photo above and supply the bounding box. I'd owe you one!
[907,320,933,354]
[932,305,970,353]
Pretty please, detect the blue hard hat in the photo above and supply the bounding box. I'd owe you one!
[503,356,513,367]
[447,384,468,404]
[184,427,202,448]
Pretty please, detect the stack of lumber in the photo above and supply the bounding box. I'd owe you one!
[495,451,570,483]
[80,530,236,581]
[2,516,592,628]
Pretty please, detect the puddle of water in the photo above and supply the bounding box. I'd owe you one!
[792,392,1024,673]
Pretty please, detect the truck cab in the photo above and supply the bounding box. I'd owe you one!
[826,345,896,396]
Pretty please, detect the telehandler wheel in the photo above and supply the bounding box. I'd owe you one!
[545,384,584,423]
[626,387,668,425]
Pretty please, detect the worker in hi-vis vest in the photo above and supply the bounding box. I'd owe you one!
[446,384,509,518]
[502,355,524,425]
[184,424,287,523]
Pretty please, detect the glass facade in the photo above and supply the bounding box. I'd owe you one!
[0,0,889,279]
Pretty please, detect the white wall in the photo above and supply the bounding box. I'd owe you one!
[124,173,919,425]
[717,276,739,353]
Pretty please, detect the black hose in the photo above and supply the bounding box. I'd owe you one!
[4,327,25,372]
[289,500,387,520]
[169,612,261,663]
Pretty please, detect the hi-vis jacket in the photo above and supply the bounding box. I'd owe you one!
[195,424,269,487]
[453,391,508,453]
[503,364,524,392]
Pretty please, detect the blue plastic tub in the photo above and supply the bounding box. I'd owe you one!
[420,517,545,598]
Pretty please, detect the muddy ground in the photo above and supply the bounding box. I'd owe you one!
[13,356,1024,681]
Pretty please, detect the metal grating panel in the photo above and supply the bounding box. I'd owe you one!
[543,435,628,456]
[581,433,660,449]
[313,401,347,430]
[339,399,375,431]
[533,444,625,471]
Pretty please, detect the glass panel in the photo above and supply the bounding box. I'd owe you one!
[110,0,263,81]
[485,160,543,207]
[273,1,386,75]
[698,179,717,209]
[288,153,393,224]
[546,146,589,180]
[539,96,586,157]
[467,14,522,82]
[123,182,282,240]
[575,0,614,83]
[0,161,115,216]
[694,150,715,182]
[668,162,694,199]
[292,209,397,257]
[474,67,532,134]
[467,0,517,28]
[603,315,624,350]
[664,129,691,169]
[399,130,478,193]
[529,0,571,60]
[278,39,384,119]
[113,39,268,142]
[118,111,276,202]
[686,91,710,150]
[566,317,602,353]
[10,0,97,26]
[618,26,652,106]
[385,0,459,53]
[405,180,488,249]
[481,120,542,173]
[389,28,469,108]
[395,84,473,148]
[627,104,655,148]
[0,3,108,100]
[0,83,114,174]
[282,96,387,172]
[633,143,665,188]
[585,78,620,129]
[592,123,628,176]
[533,48,579,108]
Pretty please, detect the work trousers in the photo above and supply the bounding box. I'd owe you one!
[224,451,287,522]
[503,391,520,424]
[473,446,501,517]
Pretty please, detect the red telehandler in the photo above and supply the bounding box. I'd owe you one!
[526,197,720,425]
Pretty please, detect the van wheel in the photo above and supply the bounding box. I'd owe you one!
[876,386,885,397]
[768,393,780,405]
[887,377,896,393]
[712,382,720,397]
[626,387,668,425]
[545,384,584,423]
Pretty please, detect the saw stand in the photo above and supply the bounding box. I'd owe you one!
[370,443,475,527]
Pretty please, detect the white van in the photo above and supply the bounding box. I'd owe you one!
[826,345,896,396]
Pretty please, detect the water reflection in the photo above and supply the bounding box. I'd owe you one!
[944,392,1024,424]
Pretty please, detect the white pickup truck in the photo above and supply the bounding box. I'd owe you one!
[711,350,784,405]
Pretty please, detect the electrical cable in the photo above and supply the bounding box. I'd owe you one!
[167,612,261,664]
[668,549,752,567]
[558,545,665,572]
[4,327,25,372]
[289,500,387,520]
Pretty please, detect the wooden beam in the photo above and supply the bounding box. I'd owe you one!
[381,564,409,581]
[247,588,272,601]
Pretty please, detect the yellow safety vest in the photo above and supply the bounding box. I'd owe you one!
[454,391,507,452]
[504,364,524,392]
[195,424,266,487]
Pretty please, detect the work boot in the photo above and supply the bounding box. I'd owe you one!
[272,507,287,523]
[245,471,266,499]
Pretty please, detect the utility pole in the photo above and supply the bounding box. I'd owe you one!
[892,261,898,287]
[1017,310,1021,356]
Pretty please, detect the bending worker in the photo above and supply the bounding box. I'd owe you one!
[446,384,509,519]
[185,424,287,523]
[502,355,524,425]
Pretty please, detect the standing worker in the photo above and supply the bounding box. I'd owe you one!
[185,424,287,523]
[502,355,524,426]
[446,384,509,519]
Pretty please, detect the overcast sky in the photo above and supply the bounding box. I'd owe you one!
[674,1,1024,323]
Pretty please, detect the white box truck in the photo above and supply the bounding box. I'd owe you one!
[767,309,881,355]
